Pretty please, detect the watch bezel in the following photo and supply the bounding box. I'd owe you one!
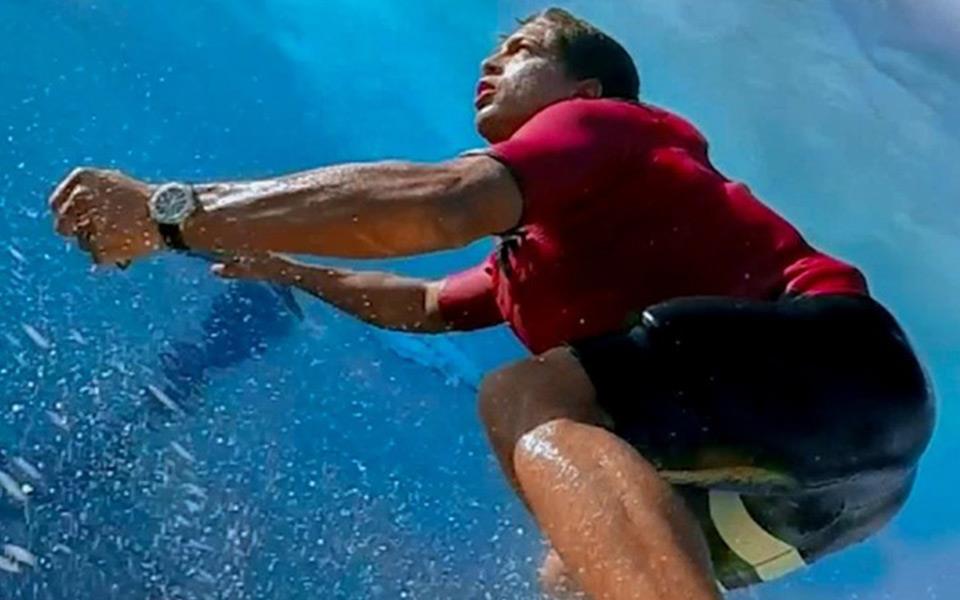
[149,182,197,225]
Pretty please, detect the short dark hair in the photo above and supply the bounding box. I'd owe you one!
[520,7,640,101]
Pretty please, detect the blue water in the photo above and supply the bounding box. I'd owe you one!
[2,1,958,598]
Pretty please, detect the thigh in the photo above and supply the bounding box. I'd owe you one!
[570,293,933,590]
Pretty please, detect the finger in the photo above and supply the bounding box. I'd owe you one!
[214,257,262,279]
[54,185,94,236]
[86,234,114,266]
[75,220,104,262]
[211,263,239,278]
[76,228,92,253]
[91,228,155,268]
[48,167,88,215]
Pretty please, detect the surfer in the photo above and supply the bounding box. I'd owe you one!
[48,7,934,598]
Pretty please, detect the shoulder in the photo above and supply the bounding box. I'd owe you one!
[500,100,663,159]
[636,102,709,155]
[529,98,659,129]
[522,99,709,152]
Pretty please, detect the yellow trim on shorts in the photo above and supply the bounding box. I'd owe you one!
[708,490,807,582]
[660,466,798,490]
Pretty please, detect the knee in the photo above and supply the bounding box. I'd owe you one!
[477,348,569,431]
[513,418,582,475]
[477,363,516,435]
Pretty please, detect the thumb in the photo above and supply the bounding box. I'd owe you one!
[211,258,246,279]
[210,263,231,278]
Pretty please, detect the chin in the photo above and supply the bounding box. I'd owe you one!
[475,106,514,144]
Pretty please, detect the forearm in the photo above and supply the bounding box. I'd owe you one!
[273,260,447,333]
[180,160,488,258]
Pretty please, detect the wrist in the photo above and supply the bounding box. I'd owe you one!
[191,182,228,208]
[156,222,189,251]
[149,182,200,251]
[179,183,239,251]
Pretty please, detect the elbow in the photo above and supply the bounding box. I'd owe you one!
[410,194,482,252]
[433,215,479,250]
[434,156,522,246]
[370,157,520,254]
[427,196,502,251]
[357,280,448,334]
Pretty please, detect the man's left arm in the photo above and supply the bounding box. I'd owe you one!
[183,157,524,257]
[49,156,523,265]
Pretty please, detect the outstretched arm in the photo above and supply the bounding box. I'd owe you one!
[184,157,522,258]
[212,254,452,333]
[48,156,523,265]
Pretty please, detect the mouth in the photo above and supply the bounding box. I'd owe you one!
[475,82,496,109]
[474,91,496,110]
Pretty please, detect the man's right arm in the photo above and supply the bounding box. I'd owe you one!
[214,250,507,333]
[215,255,451,333]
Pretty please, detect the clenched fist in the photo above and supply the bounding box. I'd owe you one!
[49,167,164,266]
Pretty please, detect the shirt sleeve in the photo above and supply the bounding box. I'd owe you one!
[437,254,504,330]
[486,99,646,224]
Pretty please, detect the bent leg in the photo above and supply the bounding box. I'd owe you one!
[516,419,721,600]
[478,348,720,600]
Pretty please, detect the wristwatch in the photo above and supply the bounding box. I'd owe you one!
[148,182,197,250]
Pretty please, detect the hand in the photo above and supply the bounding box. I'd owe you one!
[49,167,163,266]
[211,252,301,283]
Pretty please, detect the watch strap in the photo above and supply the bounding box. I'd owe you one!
[158,223,189,251]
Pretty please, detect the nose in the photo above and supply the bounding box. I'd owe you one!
[481,54,503,76]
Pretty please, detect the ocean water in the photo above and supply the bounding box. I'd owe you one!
[1,1,957,598]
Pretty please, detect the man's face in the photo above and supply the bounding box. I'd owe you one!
[474,21,588,143]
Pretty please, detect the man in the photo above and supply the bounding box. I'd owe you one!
[49,7,934,599]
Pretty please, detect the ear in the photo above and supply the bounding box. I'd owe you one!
[574,79,603,99]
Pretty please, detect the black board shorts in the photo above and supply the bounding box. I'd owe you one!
[569,293,935,591]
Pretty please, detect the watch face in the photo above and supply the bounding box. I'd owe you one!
[152,184,195,224]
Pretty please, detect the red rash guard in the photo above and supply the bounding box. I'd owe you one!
[439,99,868,354]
